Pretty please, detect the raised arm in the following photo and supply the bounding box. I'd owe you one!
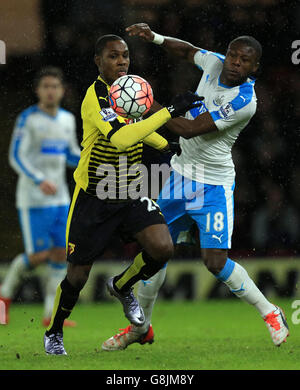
[126,23,200,63]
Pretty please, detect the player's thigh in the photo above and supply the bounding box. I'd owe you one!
[134,223,174,261]
[157,170,193,244]
[167,213,195,245]
[18,207,53,257]
[189,183,234,250]
[66,188,127,265]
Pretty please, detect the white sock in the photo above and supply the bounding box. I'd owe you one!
[43,261,67,319]
[0,253,31,298]
[133,265,167,334]
[218,259,276,317]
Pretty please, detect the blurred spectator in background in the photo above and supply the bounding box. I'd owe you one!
[0,67,80,325]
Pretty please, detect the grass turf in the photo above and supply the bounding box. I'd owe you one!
[0,298,299,370]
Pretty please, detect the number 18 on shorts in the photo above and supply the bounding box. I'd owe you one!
[157,171,235,249]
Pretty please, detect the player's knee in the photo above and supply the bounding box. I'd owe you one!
[151,241,174,263]
[160,243,174,262]
[50,247,66,263]
[66,264,91,291]
[28,250,49,267]
[67,273,88,291]
[202,248,227,275]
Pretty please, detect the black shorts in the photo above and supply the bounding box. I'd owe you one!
[66,185,166,265]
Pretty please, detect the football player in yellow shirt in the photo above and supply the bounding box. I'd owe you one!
[44,34,201,355]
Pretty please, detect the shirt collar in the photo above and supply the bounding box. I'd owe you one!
[97,75,110,87]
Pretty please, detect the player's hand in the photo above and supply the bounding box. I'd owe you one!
[39,180,57,195]
[161,141,182,155]
[168,141,182,156]
[167,91,204,118]
[126,23,154,42]
[162,141,182,156]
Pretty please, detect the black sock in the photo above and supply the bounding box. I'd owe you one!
[45,277,80,335]
[113,250,166,294]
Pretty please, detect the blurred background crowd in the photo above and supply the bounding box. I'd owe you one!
[0,0,299,262]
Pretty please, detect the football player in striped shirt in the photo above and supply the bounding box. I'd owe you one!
[101,24,289,351]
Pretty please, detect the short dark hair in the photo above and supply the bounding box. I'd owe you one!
[34,66,64,88]
[229,36,262,62]
[95,34,125,56]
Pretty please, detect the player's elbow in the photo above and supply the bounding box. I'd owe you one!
[110,139,129,152]
[181,131,193,139]
[109,133,134,152]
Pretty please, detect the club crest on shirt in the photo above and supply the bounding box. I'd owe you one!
[100,107,118,122]
[68,242,75,255]
[213,95,225,106]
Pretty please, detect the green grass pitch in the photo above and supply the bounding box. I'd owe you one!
[0,298,299,370]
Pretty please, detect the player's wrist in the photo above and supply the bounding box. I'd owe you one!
[35,178,44,186]
[152,32,165,45]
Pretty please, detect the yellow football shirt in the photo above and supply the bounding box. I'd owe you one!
[74,76,169,198]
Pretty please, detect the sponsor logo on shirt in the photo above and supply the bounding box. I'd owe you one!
[40,139,67,154]
[100,108,118,122]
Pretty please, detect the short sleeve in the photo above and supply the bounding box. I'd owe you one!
[194,50,225,71]
[81,85,126,140]
[210,99,256,132]
[210,82,257,132]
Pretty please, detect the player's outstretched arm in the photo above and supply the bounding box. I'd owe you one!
[143,132,169,151]
[166,112,218,138]
[126,23,200,63]
[150,99,218,138]
[109,92,202,151]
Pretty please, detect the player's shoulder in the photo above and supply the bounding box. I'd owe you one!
[16,104,39,127]
[194,49,225,73]
[58,107,75,120]
[83,79,106,107]
[209,51,226,63]
[87,78,108,98]
[212,79,257,123]
[83,78,111,116]
[195,49,225,63]
[231,78,257,114]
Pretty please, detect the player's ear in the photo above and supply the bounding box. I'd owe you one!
[253,61,259,73]
[250,60,260,79]
[94,55,102,69]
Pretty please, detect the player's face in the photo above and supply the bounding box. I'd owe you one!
[95,40,130,85]
[222,42,259,86]
[36,76,64,107]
